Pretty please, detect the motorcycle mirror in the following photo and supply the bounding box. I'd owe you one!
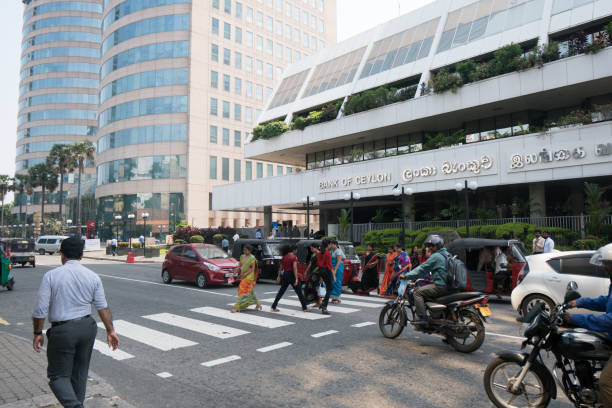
[567,281,578,291]
[564,290,581,304]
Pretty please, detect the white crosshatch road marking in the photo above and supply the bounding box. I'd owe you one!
[190,306,294,328]
[257,342,292,352]
[202,355,242,367]
[289,295,380,308]
[227,304,330,320]
[311,330,338,338]
[351,322,376,328]
[143,313,250,339]
[93,340,134,361]
[98,320,197,351]
[261,298,359,314]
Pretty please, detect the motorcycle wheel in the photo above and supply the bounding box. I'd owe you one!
[446,309,485,353]
[484,357,551,408]
[378,303,405,339]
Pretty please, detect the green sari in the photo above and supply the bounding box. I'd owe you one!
[234,254,258,309]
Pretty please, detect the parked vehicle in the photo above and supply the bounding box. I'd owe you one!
[511,251,607,317]
[162,244,239,288]
[0,245,14,290]
[485,281,610,408]
[446,238,528,295]
[35,235,68,255]
[379,278,489,353]
[295,240,361,289]
[231,239,284,280]
[1,239,35,267]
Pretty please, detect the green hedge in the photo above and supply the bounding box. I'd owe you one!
[189,235,204,243]
[343,85,416,116]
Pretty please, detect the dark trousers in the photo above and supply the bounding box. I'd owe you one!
[413,284,450,320]
[272,271,307,310]
[111,245,116,256]
[319,268,333,309]
[47,316,97,408]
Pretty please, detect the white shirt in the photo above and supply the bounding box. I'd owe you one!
[111,238,117,246]
[233,233,239,242]
[543,237,555,253]
[495,252,508,274]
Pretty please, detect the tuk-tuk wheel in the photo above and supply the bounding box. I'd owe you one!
[21,262,26,267]
[39,249,45,255]
[31,262,35,268]
[6,278,14,291]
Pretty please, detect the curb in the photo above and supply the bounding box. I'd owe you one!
[81,255,161,264]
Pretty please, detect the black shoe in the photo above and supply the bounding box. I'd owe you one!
[321,309,330,315]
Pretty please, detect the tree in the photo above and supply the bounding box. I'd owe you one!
[584,182,611,237]
[28,163,59,235]
[337,209,351,240]
[46,144,73,222]
[0,175,10,228]
[68,141,95,235]
[11,174,31,238]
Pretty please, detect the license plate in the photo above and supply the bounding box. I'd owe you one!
[227,277,234,284]
[478,305,492,317]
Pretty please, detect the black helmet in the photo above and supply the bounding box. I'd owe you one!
[424,235,444,248]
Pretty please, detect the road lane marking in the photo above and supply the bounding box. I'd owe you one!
[257,342,292,352]
[261,298,359,314]
[311,330,338,338]
[156,372,173,378]
[263,291,278,294]
[93,340,134,361]
[339,294,390,303]
[0,317,10,326]
[191,307,294,328]
[290,296,380,308]
[488,332,524,341]
[202,355,241,367]
[143,313,250,339]
[227,304,330,320]
[351,322,376,328]
[96,273,236,297]
[98,320,197,351]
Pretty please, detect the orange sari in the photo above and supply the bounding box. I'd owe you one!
[379,252,398,296]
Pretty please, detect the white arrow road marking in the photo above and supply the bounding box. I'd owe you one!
[98,320,197,351]
[143,313,249,339]
[202,355,242,367]
[256,342,292,353]
[191,307,293,328]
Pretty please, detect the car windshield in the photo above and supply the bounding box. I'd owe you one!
[195,246,229,259]
[511,245,526,263]
[267,243,282,256]
[340,244,357,258]
[11,242,32,252]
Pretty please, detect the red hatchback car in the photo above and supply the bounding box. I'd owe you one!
[162,244,239,288]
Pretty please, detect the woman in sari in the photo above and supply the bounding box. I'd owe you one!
[329,240,345,303]
[232,244,262,313]
[361,244,381,291]
[385,245,411,296]
[379,246,397,296]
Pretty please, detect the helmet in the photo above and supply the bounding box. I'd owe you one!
[424,235,444,248]
[590,243,612,266]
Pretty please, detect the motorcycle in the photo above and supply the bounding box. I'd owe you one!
[378,278,490,353]
[484,281,612,407]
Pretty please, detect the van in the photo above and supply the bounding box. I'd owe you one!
[35,235,68,255]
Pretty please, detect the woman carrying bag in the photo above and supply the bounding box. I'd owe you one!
[316,240,333,315]
[271,245,308,312]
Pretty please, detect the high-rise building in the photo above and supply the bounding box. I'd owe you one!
[17,0,337,237]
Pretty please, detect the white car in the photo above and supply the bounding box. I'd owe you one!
[511,251,608,316]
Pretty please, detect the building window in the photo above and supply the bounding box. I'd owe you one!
[285,2,291,17]
[277,165,283,175]
[223,74,230,91]
[277,0,283,12]
[222,128,230,145]
[223,101,230,118]
[267,164,273,177]
[234,130,241,147]
[285,46,292,62]
[245,161,252,180]
[222,157,230,181]
[266,16,273,31]
[210,156,217,179]
[276,20,282,36]
[276,43,283,58]
[256,35,263,50]
[256,11,263,26]
[246,6,253,22]
[234,51,242,69]
[266,63,273,79]
[235,27,242,43]
[234,77,242,94]
[211,71,218,88]
[246,31,253,47]
[257,163,263,178]
[234,159,241,181]
[223,48,231,65]
[256,60,263,76]
[211,44,219,61]
[236,2,243,18]
[210,97,218,115]
[266,39,273,55]
[246,81,253,97]
[285,24,291,40]
[246,56,253,72]
[213,0,219,9]
[212,18,219,35]
[287,167,292,174]
[210,125,218,143]
[209,192,213,211]
[224,0,231,14]
[256,84,263,101]
[234,104,242,121]
[245,106,253,122]
[266,87,273,102]
[224,22,231,39]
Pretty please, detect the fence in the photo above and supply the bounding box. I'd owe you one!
[339,215,612,244]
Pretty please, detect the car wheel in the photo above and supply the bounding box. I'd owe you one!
[196,273,207,288]
[38,249,45,255]
[521,294,555,317]
[161,269,172,284]
[32,263,35,268]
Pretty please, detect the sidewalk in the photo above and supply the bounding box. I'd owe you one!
[82,250,164,264]
[0,332,136,408]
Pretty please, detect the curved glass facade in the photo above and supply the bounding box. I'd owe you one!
[22,46,99,65]
[21,62,98,79]
[16,157,46,171]
[23,32,101,50]
[102,0,190,32]
[17,140,74,155]
[97,155,187,185]
[20,93,99,109]
[100,68,188,103]
[101,14,189,55]
[99,96,187,126]
[18,124,97,139]
[100,41,189,78]
[97,124,187,152]
[18,109,98,125]
[23,16,100,34]
[24,2,103,22]
[20,78,99,95]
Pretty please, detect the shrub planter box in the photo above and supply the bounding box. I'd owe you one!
[117,247,132,256]
[144,248,160,258]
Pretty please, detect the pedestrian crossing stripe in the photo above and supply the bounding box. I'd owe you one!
[351,322,376,328]
[260,298,359,314]
[257,342,292,353]
[191,306,294,328]
[339,294,389,303]
[93,340,134,361]
[289,295,380,308]
[143,313,250,339]
[311,330,338,338]
[157,372,173,378]
[98,320,197,351]
[202,355,241,367]
[227,304,330,320]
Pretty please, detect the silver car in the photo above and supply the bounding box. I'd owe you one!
[35,235,68,255]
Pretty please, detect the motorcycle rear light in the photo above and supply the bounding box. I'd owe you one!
[481,297,489,304]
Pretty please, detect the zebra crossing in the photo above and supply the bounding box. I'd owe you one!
[91,294,384,368]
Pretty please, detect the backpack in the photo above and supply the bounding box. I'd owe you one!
[443,252,467,291]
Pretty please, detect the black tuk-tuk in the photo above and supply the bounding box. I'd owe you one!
[0,238,36,268]
[231,239,284,280]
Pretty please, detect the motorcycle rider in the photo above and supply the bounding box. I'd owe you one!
[563,243,612,407]
[400,235,450,327]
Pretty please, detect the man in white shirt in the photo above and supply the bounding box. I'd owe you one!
[233,232,240,242]
[532,230,545,254]
[543,231,555,253]
[32,237,119,408]
[110,237,117,256]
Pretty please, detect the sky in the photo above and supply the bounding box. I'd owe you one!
[0,0,435,180]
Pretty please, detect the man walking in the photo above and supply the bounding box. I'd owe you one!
[221,236,230,253]
[543,231,555,253]
[32,237,119,408]
[532,229,545,254]
[110,237,117,256]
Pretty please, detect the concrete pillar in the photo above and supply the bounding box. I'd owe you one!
[529,183,546,218]
[263,206,272,238]
[404,196,415,223]
[569,181,584,216]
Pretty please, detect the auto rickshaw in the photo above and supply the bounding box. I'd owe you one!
[296,240,361,291]
[0,238,36,267]
[231,239,284,280]
[446,238,528,295]
[0,245,14,291]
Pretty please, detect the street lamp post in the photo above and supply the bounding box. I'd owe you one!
[66,219,72,235]
[114,215,122,242]
[142,212,149,256]
[301,196,316,239]
[455,180,478,237]
[392,185,414,249]
[127,214,135,249]
[343,192,361,243]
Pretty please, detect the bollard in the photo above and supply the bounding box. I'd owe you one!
[126,251,135,264]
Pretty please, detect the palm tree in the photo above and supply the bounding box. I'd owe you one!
[0,175,10,230]
[46,144,73,223]
[69,141,95,235]
[11,174,31,238]
[28,163,59,235]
